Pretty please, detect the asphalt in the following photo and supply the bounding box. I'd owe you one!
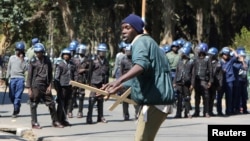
[0,87,250,141]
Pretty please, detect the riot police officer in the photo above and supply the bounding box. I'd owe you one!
[120,44,140,120]
[86,43,110,124]
[191,43,213,117]
[112,41,127,79]
[67,40,80,118]
[26,43,64,129]
[173,42,194,118]
[67,44,90,118]
[166,41,181,81]
[27,38,40,61]
[207,47,223,116]
[54,48,78,126]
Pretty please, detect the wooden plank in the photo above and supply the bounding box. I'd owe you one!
[108,87,131,111]
[69,81,137,105]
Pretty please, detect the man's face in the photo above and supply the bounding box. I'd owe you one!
[35,52,43,58]
[98,51,106,58]
[63,54,70,61]
[121,23,138,43]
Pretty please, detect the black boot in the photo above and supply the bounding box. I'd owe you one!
[97,98,107,123]
[77,93,85,118]
[86,97,95,124]
[122,102,130,120]
[174,94,182,118]
[30,102,38,123]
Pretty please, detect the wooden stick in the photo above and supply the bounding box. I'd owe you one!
[108,87,131,111]
[69,81,137,105]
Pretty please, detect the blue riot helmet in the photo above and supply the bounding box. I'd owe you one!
[176,38,186,47]
[15,41,25,51]
[183,41,192,51]
[181,46,191,57]
[32,38,39,45]
[237,49,246,57]
[76,44,87,55]
[207,47,218,56]
[163,44,171,53]
[236,46,245,54]
[236,46,245,51]
[125,44,132,57]
[220,47,231,55]
[118,41,129,49]
[61,48,71,58]
[97,43,108,52]
[68,40,79,52]
[97,43,108,58]
[34,43,45,53]
[198,42,208,53]
[171,41,179,48]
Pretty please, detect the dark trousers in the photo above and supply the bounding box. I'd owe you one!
[68,87,85,113]
[87,83,104,122]
[56,86,72,123]
[194,80,209,115]
[216,81,233,115]
[175,84,192,117]
[208,84,217,114]
[238,81,248,112]
[30,85,58,124]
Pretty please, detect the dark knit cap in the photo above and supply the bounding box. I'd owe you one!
[122,14,144,34]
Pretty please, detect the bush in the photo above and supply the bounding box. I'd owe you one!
[232,26,250,52]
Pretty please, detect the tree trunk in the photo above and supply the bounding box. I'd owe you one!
[0,23,12,55]
[58,0,75,40]
[196,8,203,43]
[209,0,221,47]
[160,0,174,45]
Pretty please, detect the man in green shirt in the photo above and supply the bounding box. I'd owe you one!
[166,41,181,80]
[101,14,173,141]
[26,38,40,61]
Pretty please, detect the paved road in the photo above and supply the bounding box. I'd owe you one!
[0,87,250,141]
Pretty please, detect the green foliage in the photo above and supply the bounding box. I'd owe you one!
[232,26,250,52]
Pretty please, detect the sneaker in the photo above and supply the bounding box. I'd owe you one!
[77,112,83,118]
[203,113,210,118]
[97,117,108,123]
[12,111,19,118]
[32,123,42,129]
[67,112,73,118]
[52,121,64,128]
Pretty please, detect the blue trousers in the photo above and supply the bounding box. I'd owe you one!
[216,81,233,115]
[9,78,25,111]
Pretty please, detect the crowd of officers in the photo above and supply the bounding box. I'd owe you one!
[2,37,249,129]
[3,38,113,129]
[162,38,249,118]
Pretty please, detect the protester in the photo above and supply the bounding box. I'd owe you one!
[101,14,173,141]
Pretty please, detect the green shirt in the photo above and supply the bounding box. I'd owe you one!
[166,51,181,70]
[127,34,173,105]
